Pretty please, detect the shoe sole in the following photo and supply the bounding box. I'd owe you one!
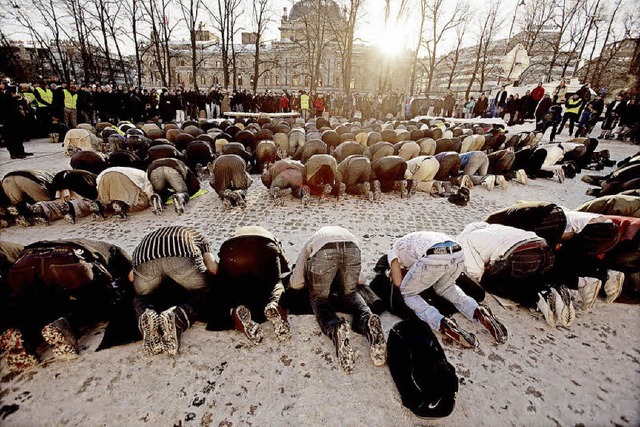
[140,311,163,356]
[41,323,79,360]
[235,305,264,345]
[581,279,602,310]
[367,315,387,367]
[334,323,355,374]
[160,311,179,356]
[0,328,26,351]
[6,350,39,372]
[559,287,576,327]
[478,309,508,344]
[604,272,624,303]
[264,305,291,342]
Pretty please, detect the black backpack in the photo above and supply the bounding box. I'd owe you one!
[387,319,458,419]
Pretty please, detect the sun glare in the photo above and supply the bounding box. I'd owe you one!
[374,25,408,56]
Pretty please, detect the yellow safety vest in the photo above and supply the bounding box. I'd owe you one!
[35,87,53,106]
[64,89,77,109]
[300,94,310,110]
[24,92,36,106]
[565,98,582,115]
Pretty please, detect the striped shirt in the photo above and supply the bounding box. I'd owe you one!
[132,226,212,271]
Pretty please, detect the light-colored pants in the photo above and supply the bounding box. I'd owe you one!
[149,166,188,196]
[176,110,185,123]
[134,257,208,296]
[405,156,439,192]
[1,176,51,205]
[463,152,490,185]
[401,250,478,330]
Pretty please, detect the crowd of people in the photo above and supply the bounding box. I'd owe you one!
[1,84,639,418]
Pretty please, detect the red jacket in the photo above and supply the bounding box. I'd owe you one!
[532,86,545,102]
[314,97,324,110]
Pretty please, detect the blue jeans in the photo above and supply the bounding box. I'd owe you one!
[307,242,371,336]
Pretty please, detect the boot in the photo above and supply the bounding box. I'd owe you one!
[233,305,263,345]
[139,309,163,356]
[330,320,356,374]
[365,314,386,367]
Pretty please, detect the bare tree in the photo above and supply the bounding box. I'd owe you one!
[250,0,278,92]
[545,0,585,82]
[177,0,204,89]
[122,0,143,86]
[142,0,180,87]
[207,0,243,90]
[422,0,468,94]
[329,0,364,95]
[444,11,470,91]
[464,0,502,99]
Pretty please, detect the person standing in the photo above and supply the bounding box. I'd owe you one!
[494,85,508,118]
[300,90,310,121]
[473,93,489,118]
[0,82,32,159]
[443,90,456,117]
[63,84,78,129]
[558,93,583,136]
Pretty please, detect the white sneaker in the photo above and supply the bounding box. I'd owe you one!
[578,277,602,310]
[554,168,565,183]
[496,175,509,190]
[558,286,575,327]
[515,169,527,185]
[537,291,556,327]
[459,175,474,189]
[603,270,624,303]
[549,287,566,326]
[482,175,496,191]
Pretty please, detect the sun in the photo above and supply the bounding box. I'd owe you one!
[373,24,408,56]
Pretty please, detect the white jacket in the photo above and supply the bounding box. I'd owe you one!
[456,222,542,282]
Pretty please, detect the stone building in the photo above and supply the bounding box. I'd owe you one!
[141,0,413,95]
[424,29,579,98]
[580,37,640,95]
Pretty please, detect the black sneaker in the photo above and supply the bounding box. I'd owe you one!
[233,305,263,345]
[90,200,106,220]
[439,317,478,348]
[61,201,76,224]
[111,200,128,220]
[331,320,356,374]
[474,305,508,344]
[41,317,79,360]
[365,314,387,367]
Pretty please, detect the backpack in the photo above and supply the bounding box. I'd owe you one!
[387,319,458,418]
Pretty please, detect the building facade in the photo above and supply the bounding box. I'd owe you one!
[141,0,413,95]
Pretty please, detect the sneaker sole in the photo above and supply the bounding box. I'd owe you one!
[559,287,576,327]
[478,310,509,344]
[140,311,164,356]
[334,323,356,374]
[367,315,387,367]
[0,328,26,351]
[42,324,79,360]
[236,305,264,345]
[6,350,39,372]
[161,311,179,356]
[604,272,624,303]
[264,306,291,342]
